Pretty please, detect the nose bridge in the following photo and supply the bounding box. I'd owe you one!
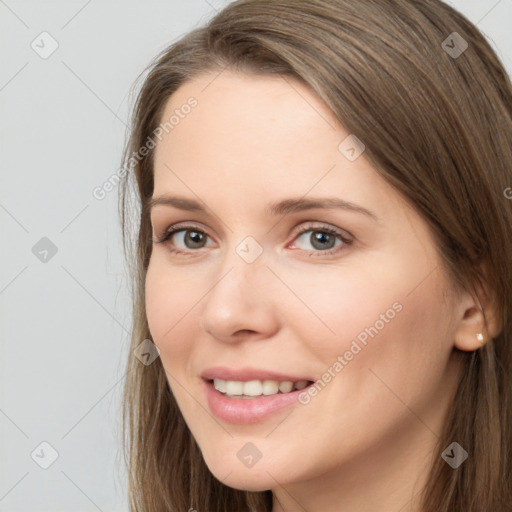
[199,235,277,338]
[207,237,269,308]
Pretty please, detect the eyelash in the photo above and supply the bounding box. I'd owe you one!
[153,222,353,258]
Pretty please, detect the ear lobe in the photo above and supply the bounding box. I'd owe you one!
[453,276,502,352]
[454,304,488,351]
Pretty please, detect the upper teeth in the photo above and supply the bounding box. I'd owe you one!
[213,379,310,396]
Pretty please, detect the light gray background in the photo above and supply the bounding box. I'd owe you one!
[1,1,511,510]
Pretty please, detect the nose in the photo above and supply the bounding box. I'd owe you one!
[199,252,280,343]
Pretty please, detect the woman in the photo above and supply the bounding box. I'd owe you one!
[118,0,512,510]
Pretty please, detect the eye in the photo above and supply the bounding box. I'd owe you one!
[153,224,213,256]
[153,222,353,257]
[289,223,352,256]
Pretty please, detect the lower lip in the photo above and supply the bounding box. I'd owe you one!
[203,380,311,424]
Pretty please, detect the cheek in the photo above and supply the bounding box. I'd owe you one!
[276,264,399,360]
[144,256,198,366]
[281,259,451,391]
[325,276,452,413]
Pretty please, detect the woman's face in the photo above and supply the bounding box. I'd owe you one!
[146,70,465,494]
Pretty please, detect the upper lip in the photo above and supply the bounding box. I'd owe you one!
[201,366,314,383]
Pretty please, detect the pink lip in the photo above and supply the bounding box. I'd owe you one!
[200,366,314,382]
[203,379,313,424]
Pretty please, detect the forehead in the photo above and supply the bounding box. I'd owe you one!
[155,70,342,162]
[151,70,404,220]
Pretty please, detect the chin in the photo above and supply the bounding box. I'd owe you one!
[214,472,274,493]
[203,457,276,491]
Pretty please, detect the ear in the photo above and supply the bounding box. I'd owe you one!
[453,270,502,351]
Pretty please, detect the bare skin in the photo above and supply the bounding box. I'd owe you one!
[145,69,494,512]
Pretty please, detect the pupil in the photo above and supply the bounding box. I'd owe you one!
[186,231,205,248]
[312,232,334,250]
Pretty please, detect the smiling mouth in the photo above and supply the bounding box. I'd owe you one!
[209,378,315,398]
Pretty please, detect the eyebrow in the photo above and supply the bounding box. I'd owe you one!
[148,195,378,221]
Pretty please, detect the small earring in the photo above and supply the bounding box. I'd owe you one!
[476,333,486,344]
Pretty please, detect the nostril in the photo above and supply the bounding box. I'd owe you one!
[234,329,258,337]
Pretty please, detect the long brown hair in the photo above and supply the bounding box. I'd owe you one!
[118,1,512,510]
